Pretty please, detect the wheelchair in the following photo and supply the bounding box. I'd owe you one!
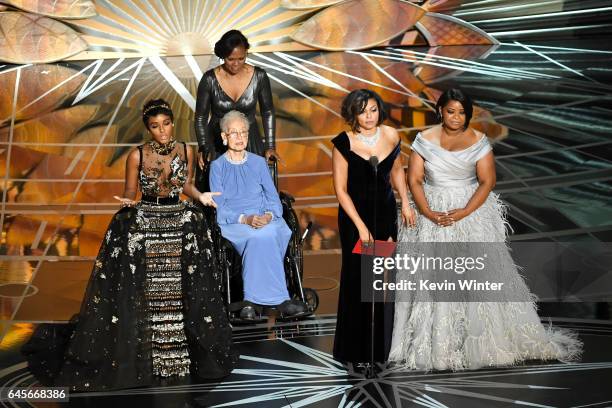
[211,158,319,324]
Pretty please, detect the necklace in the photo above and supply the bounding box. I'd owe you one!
[225,151,248,165]
[149,138,176,155]
[355,127,380,147]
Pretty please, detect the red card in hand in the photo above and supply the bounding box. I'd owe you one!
[352,239,396,257]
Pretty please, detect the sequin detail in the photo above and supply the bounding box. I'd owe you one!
[139,142,187,198]
[140,201,190,377]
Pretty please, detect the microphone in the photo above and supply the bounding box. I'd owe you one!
[367,155,379,378]
[368,156,379,169]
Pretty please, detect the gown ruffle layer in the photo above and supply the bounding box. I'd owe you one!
[388,133,582,370]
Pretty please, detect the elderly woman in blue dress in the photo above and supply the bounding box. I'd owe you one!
[210,110,306,319]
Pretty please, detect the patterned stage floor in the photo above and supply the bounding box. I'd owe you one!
[1,315,611,407]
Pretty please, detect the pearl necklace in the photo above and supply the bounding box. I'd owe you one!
[355,127,380,147]
[225,151,248,165]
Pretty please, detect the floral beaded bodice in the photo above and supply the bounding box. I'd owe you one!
[138,141,188,197]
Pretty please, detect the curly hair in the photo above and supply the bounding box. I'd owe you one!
[341,89,387,132]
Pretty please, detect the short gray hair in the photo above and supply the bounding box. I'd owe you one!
[220,110,249,133]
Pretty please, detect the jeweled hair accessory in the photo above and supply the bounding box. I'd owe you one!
[143,103,171,116]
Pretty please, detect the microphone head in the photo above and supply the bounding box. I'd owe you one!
[368,156,379,167]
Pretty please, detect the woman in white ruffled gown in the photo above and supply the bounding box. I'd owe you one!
[389,89,582,370]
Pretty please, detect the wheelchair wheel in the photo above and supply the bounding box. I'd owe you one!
[302,287,319,312]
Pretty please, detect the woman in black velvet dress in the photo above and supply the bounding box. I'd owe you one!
[331,89,415,365]
[194,29,279,169]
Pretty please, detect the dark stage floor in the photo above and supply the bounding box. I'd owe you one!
[1,314,611,408]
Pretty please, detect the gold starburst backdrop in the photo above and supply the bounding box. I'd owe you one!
[0,0,497,64]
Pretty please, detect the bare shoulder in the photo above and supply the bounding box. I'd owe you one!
[380,124,400,144]
[471,127,486,139]
[125,147,141,168]
[420,125,440,142]
[464,127,483,144]
[127,147,140,161]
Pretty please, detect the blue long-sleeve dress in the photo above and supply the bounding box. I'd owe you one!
[210,152,291,306]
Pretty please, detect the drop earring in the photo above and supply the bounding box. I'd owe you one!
[222,139,227,146]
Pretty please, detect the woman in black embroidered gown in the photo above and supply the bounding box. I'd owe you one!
[331,89,415,365]
[22,99,238,391]
[194,30,279,172]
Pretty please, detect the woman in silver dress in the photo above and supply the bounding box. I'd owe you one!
[389,89,582,370]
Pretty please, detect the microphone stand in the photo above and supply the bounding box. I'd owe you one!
[366,156,379,379]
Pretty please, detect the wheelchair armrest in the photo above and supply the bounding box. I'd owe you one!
[279,191,295,203]
[267,156,279,190]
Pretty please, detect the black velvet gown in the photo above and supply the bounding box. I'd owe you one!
[194,65,275,159]
[331,131,399,364]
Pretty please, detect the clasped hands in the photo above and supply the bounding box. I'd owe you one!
[425,208,469,227]
[242,213,273,228]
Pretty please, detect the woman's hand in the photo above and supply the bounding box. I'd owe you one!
[401,204,416,228]
[198,151,205,170]
[113,195,136,208]
[357,225,373,244]
[198,151,213,170]
[198,191,221,207]
[265,149,282,163]
[424,210,455,227]
[253,213,272,228]
[244,213,272,228]
[446,208,469,224]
